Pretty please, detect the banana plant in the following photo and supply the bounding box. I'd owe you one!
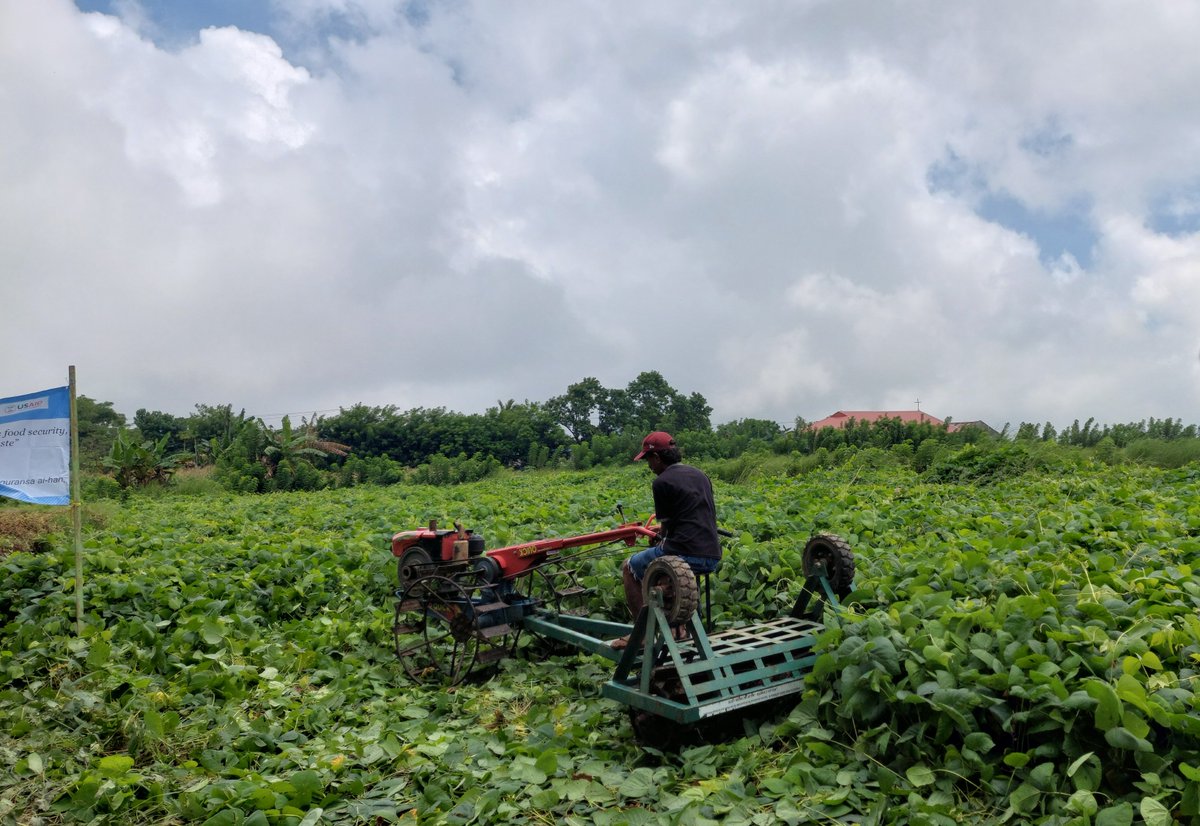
[260,415,350,479]
[103,431,183,487]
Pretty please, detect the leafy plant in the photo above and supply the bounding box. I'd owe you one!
[262,415,350,477]
[3,465,1200,823]
[102,431,184,488]
[214,416,349,493]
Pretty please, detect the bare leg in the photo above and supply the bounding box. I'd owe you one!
[611,560,645,649]
[622,560,644,618]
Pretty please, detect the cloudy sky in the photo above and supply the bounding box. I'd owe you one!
[2,1,1199,431]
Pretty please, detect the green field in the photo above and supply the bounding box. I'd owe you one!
[3,462,1200,824]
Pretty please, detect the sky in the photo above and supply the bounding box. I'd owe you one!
[2,1,1199,432]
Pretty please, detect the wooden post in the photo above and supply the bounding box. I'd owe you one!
[69,366,83,635]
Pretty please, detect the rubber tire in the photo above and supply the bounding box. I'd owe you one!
[642,556,700,625]
[801,534,855,597]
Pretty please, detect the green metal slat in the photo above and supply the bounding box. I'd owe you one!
[675,636,819,676]
[694,679,809,718]
[680,652,817,692]
[547,612,631,637]
[679,653,820,699]
[592,596,833,725]
[674,613,739,701]
[605,669,814,723]
[521,614,629,661]
[602,682,700,723]
[706,618,824,644]
[676,653,816,691]
[636,613,826,706]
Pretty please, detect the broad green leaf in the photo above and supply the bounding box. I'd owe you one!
[144,708,163,737]
[535,751,559,777]
[1095,801,1133,826]
[905,764,935,787]
[200,620,224,645]
[618,768,657,798]
[1085,680,1122,730]
[868,636,900,675]
[964,732,994,754]
[1116,674,1151,713]
[86,639,111,669]
[1104,727,1152,752]
[1067,752,1096,777]
[1028,762,1055,791]
[290,770,322,806]
[1140,797,1171,826]
[98,755,134,777]
[1182,782,1200,817]
[1008,781,1040,814]
[1122,710,1150,739]
[1067,790,1098,816]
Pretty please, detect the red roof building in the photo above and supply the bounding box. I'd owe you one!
[808,410,944,429]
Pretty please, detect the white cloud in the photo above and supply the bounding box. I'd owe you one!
[2,0,1199,430]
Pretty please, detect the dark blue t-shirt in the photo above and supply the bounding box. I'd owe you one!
[652,463,720,559]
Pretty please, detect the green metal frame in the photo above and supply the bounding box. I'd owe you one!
[522,568,843,725]
[602,594,826,723]
[521,612,631,662]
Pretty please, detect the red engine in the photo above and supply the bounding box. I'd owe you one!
[392,518,658,585]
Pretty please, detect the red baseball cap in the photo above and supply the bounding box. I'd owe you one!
[634,431,675,460]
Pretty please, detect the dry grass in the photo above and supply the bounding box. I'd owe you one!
[0,507,65,555]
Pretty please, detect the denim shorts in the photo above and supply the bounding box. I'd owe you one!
[627,543,720,581]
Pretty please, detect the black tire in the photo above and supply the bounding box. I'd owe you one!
[801,534,855,597]
[642,556,700,625]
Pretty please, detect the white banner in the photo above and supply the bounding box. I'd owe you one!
[0,386,71,505]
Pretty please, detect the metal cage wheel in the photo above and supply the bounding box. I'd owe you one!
[531,564,590,616]
[642,556,700,625]
[801,534,855,597]
[511,565,590,655]
[393,575,479,685]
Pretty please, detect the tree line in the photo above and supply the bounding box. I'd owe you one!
[70,371,1200,493]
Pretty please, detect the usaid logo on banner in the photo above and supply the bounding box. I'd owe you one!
[0,396,50,419]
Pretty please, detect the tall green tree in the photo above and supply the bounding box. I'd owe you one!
[624,371,678,432]
[545,377,606,443]
[555,371,713,436]
[188,403,247,444]
[76,396,126,470]
[321,404,403,458]
[673,391,713,432]
[133,409,187,453]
